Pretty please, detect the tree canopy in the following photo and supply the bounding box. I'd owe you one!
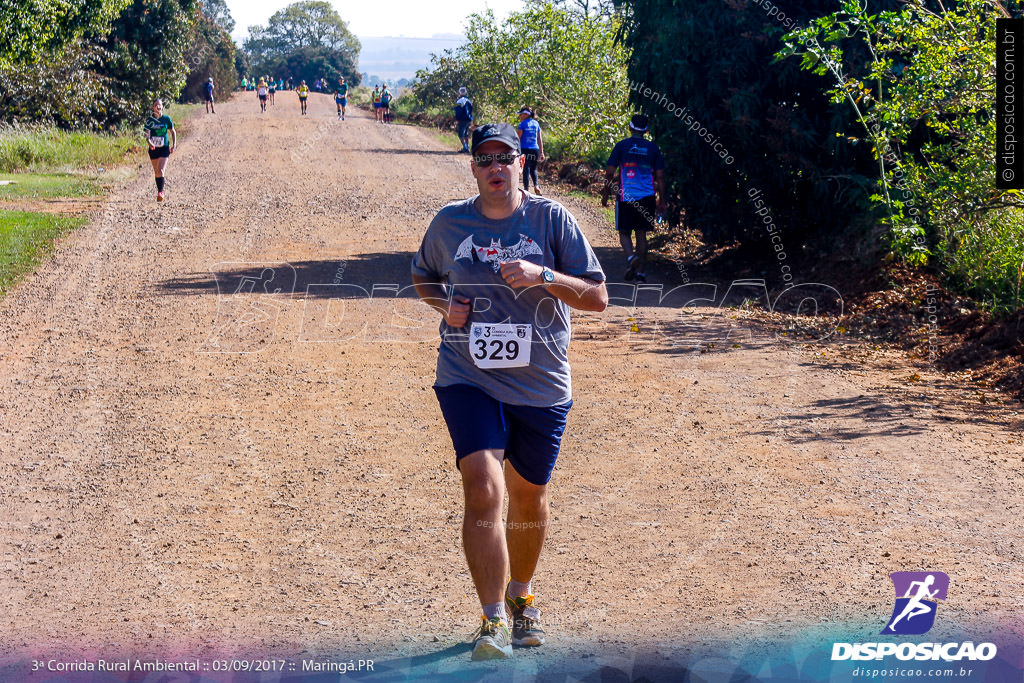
[412,3,629,161]
[244,0,360,83]
[0,0,130,69]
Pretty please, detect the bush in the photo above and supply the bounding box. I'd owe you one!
[621,0,901,243]
[411,3,630,162]
[0,125,140,173]
[781,0,1024,311]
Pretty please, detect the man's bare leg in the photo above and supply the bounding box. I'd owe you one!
[459,449,508,609]
[505,462,548,591]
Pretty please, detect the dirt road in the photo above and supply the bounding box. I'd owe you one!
[1,92,1021,679]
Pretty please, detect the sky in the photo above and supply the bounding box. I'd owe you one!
[226,0,525,43]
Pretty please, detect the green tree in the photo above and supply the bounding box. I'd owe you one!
[0,42,108,127]
[244,0,360,83]
[89,0,202,125]
[0,0,130,69]
[413,3,629,161]
[620,0,901,245]
[182,13,238,102]
[201,0,234,33]
[781,0,1024,310]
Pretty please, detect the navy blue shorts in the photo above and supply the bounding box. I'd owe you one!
[433,384,572,486]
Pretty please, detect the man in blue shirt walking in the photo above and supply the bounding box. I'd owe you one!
[454,87,474,153]
[602,114,666,283]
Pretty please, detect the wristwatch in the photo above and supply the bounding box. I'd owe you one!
[541,267,555,284]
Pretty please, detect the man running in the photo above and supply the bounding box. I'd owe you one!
[454,87,473,153]
[257,78,268,112]
[204,77,215,114]
[411,123,608,661]
[334,77,348,120]
[602,114,665,284]
[380,84,392,123]
[144,98,176,202]
[297,80,309,115]
[372,85,383,122]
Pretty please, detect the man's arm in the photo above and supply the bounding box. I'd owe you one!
[498,261,608,312]
[411,274,471,327]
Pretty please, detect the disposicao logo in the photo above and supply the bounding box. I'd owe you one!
[883,571,948,635]
[831,571,998,662]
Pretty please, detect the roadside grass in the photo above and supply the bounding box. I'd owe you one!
[0,103,198,175]
[0,102,200,296]
[0,210,86,294]
[0,173,103,199]
[0,127,140,174]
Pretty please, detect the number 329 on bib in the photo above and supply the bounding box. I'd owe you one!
[469,323,532,369]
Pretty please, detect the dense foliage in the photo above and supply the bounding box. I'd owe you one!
[182,13,238,102]
[0,0,129,69]
[412,3,630,162]
[0,0,241,128]
[91,0,201,125]
[244,1,361,85]
[621,0,903,244]
[781,0,1024,311]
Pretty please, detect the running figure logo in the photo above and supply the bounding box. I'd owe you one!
[882,571,949,635]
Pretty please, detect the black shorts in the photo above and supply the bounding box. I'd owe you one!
[148,146,170,160]
[615,195,657,234]
[259,94,267,101]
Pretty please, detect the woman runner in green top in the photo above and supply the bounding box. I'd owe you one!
[144,98,176,202]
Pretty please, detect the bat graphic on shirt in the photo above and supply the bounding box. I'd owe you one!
[454,234,544,272]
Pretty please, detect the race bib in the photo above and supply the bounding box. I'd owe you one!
[469,323,532,369]
[148,136,165,148]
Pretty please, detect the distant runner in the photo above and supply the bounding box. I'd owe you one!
[380,84,392,124]
[257,78,268,113]
[372,85,383,122]
[602,114,665,284]
[297,80,309,115]
[411,123,607,661]
[454,87,473,153]
[204,77,215,114]
[516,107,544,195]
[335,77,348,120]
[268,79,276,105]
[144,98,175,203]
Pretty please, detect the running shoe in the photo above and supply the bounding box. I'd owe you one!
[471,616,512,660]
[505,592,546,647]
[623,254,638,281]
[635,272,647,283]
[156,191,164,202]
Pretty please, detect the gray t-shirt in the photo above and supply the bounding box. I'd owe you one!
[411,192,605,407]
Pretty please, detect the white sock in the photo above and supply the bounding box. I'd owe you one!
[483,602,507,622]
[507,578,532,599]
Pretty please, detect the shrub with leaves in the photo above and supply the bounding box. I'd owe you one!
[781,0,1024,311]
[412,3,630,163]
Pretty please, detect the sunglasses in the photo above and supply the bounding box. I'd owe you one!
[472,152,520,167]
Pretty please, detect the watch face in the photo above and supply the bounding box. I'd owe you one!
[543,268,555,282]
